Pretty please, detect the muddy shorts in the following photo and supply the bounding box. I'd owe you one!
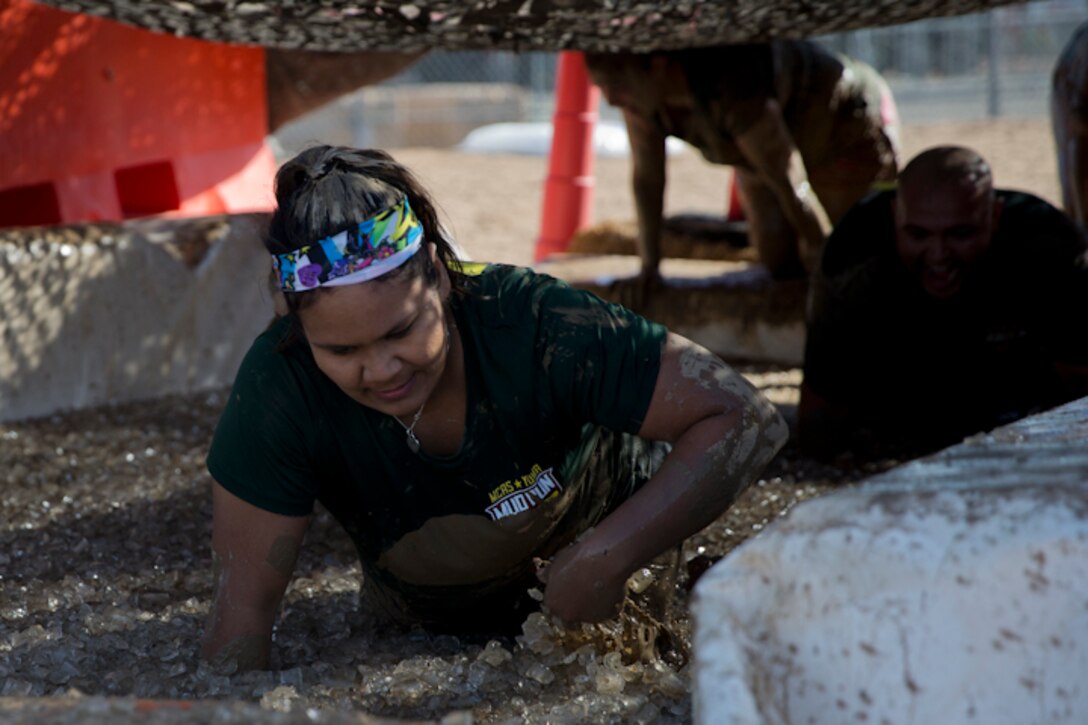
[357,430,671,634]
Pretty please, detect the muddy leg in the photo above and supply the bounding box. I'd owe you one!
[736,169,804,279]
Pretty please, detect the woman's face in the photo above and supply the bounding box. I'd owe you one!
[297,245,452,418]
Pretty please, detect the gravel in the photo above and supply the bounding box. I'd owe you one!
[0,370,902,723]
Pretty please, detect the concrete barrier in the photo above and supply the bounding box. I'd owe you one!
[0,215,274,423]
[692,396,1088,724]
[537,254,806,365]
[273,83,529,155]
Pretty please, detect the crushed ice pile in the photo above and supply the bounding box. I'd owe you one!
[0,372,892,723]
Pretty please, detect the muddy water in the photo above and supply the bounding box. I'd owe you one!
[0,369,899,723]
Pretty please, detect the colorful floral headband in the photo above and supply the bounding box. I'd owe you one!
[272,196,423,292]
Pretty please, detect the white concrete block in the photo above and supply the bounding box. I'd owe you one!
[692,398,1088,725]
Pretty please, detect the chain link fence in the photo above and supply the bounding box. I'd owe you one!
[820,0,1088,122]
[274,0,1088,152]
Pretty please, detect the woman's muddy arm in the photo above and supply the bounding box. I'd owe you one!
[202,482,310,671]
[541,333,787,623]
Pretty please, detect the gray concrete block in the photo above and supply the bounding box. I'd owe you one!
[537,254,807,365]
[0,215,274,422]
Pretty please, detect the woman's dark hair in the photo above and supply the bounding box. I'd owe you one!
[265,145,466,345]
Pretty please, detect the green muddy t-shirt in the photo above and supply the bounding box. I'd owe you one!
[207,263,667,626]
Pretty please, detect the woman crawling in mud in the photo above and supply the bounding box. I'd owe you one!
[201,145,787,670]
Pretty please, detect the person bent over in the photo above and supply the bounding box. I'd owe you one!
[585,41,900,289]
[201,145,788,670]
[799,145,1088,462]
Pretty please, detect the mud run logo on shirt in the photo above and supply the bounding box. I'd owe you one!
[484,464,563,521]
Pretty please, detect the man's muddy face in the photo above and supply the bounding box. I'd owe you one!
[894,181,999,299]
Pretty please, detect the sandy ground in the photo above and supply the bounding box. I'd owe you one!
[391,117,1061,267]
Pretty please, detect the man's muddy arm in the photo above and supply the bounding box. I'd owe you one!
[1051,25,1088,231]
[797,380,860,459]
[202,482,310,671]
[797,268,876,460]
[733,98,832,272]
[625,109,669,279]
[1054,113,1088,231]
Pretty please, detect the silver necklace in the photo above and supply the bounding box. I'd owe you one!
[393,321,453,454]
[396,402,426,454]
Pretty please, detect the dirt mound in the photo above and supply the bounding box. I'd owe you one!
[569,216,758,264]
